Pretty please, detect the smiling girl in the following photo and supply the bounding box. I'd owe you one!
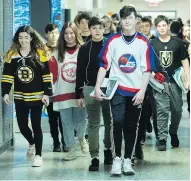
[1,25,52,167]
[50,22,89,161]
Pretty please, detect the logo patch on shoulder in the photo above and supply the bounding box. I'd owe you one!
[118,54,137,73]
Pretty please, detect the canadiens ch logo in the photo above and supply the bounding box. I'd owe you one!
[118,53,137,73]
[160,51,173,68]
[61,61,77,83]
[17,66,34,83]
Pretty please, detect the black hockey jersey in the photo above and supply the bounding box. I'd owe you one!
[1,49,52,106]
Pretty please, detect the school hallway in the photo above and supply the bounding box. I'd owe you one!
[0,97,190,180]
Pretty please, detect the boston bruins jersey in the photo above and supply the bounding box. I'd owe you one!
[1,49,52,105]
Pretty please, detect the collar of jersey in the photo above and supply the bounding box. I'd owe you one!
[121,31,138,45]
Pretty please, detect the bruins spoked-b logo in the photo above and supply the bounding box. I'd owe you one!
[160,51,173,68]
[17,66,34,83]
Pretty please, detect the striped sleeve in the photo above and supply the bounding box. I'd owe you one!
[99,33,121,71]
[137,34,156,72]
[41,62,52,96]
[1,57,15,96]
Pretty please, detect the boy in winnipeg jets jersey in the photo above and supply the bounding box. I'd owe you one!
[94,6,155,176]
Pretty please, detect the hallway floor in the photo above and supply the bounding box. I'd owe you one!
[0,103,190,180]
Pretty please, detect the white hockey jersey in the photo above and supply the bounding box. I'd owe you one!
[99,32,156,96]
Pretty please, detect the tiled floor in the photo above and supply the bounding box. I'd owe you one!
[0,101,190,180]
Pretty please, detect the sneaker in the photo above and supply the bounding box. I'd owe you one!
[157,139,167,151]
[89,158,99,171]
[135,144,144,160]
[62,146,69,152]
[63,149,77,161]
[110,157,122,177]
[169,132,179,147]
[122,158,135,175]
[61,139,69,152]
[104,149,113,165]
[26,144,35,161]
[32,155,43,167]
[53,143,61,152]
[79,138,89,154]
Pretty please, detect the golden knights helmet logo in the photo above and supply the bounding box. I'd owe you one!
[17,66,34,83]
[159,51,173,68]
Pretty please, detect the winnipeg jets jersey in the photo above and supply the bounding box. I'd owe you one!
[99,32,156,96]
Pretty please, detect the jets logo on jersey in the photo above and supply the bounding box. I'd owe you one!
[160,51,173,68]
[118,54,137,73]
[17,66,34,83]
[61,61,77,83]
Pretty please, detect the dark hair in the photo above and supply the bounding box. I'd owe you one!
[141,16,152,26]
[170,20,183,39]
[170,21,181,34]
[88,16,105,29]
[77,12,91,24]
[57,22,80,62]
[137,13,142,19]
[45,23,58,34]
[177,17,184,27]
[111,13,120,21]
[8,25,47,67]
[119,6,137,18]
[154,15,169,26]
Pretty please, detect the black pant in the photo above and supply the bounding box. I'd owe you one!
[187,90,190,113]
[136,89,158,146]
[15,103,43,156]
[46,103,64,145]
[110,94,142,159]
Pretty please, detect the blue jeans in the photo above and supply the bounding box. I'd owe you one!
[60,107,86,148]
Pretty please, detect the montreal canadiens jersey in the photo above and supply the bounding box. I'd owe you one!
[1,49,52,105]
[99,32,156,96]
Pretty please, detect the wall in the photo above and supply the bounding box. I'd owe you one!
[65,0,190,24]
[31,0,51,37]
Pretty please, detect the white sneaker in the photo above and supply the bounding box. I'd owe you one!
[110,157,122,177]
[122,158,135,175]
[32,155,43,167]
[63,149,77,161]
[79,138,89,154]
[26,144,35,161]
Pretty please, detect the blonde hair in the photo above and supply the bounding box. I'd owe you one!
[102,15,116,34]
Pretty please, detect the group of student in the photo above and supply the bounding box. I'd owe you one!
[1,5,190,177]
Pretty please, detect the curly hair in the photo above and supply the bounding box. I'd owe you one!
[7,25,48,66]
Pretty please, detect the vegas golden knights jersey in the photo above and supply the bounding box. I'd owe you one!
[1,49,52,105]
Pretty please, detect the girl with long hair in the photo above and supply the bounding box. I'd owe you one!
[102,15,116,38]
[49,22,89,161]
[1,25,52,167]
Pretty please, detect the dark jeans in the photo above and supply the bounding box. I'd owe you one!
[15,103,43,156]
[110,94,142,159]
[136,87,158,146]
[46,103,64,145]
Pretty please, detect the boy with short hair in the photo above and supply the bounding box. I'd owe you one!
[76,16,113,171]
[77,12,92,43]
[45,23,67,152]
[94,6,155,176]
[151,15,190,151]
